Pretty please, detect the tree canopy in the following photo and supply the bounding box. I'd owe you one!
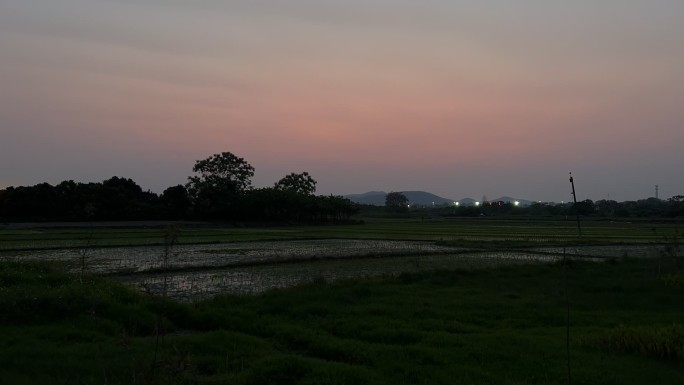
[274,172,317,195]
[186,152,255,218]
[385,192,409,213]
[187,152,254,195]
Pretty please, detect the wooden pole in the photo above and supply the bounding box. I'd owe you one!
[569,172,581,237]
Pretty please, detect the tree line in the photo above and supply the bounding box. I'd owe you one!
[378,191,684,218]
[403,197,684,218]
[0,152,358,223]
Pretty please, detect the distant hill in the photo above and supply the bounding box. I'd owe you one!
[344,191,456,206]
[457,197,476,205]
[343,191,387,206]
[402,191,455,206]
[345,192,533,207]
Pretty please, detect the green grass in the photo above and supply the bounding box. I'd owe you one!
[1,218,682,250]
[1,256,683,384]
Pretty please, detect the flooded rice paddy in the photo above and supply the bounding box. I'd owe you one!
[116,251,560,302]
[1,240,464,274]
[533,244,683,259]
[1,239,676,301]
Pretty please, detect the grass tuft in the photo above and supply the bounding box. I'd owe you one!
[584,324,684,363]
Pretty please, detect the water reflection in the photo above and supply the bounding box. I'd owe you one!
[115,251,560,302]
[2,239,673,302]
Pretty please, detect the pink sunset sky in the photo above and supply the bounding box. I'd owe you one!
[1,1,683,202]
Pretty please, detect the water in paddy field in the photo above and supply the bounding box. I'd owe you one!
[0,240,464,274]
[115,251,558,302]
[1,240,677,302]
[533,244,683,259]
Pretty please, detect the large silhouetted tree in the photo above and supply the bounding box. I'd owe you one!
[274,172,317,195]
[186,152,255,218]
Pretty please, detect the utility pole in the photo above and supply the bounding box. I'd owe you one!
[569,172,581,237]
[656,185,659,200]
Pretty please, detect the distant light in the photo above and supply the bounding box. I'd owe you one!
[454,202,459,206]
[514,201,520,206]
[475,201,480,206]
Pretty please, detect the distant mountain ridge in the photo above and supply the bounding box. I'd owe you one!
[344,191,532,206]
[344,191,452,206]
[343,191,387,205]
[402,191,455,205]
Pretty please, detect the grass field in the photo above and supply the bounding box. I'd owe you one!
[1,256,683,384]
[1,218,682,250]
[1,218,683,384]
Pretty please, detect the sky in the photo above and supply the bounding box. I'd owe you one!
[1,0,683,202]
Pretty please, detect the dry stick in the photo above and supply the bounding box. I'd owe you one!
[161,227,178,299]
[78,226,95,283]
[151,225,179,380]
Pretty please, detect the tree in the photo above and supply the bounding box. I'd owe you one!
[274,172,317,195]
[595,199,619,217]
[186,152,255,218]
[667,195,684,217]
[0,183,57,221]
[385,192,409,212]
[161,185,191,219]
[98,176,157,220]
[188,152,255,194]
[570,199,595,216]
